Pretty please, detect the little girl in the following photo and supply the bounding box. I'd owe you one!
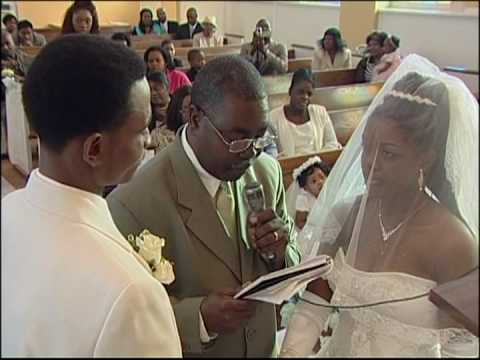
[372,34,402,82]
[286,156,331,230]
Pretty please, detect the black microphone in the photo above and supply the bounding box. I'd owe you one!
[244,181,276,269]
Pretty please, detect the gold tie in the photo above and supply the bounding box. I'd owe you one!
[215,181,236,239]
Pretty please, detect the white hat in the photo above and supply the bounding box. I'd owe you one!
[202,16,217,28]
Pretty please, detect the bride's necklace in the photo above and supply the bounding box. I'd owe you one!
[377,199,426,242]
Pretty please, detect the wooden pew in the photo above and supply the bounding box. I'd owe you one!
[135,44,242,63]
[287,57,312,73]
[131,35,192,50]
[278,149,342,189]
[329,107,367,146]
[36,24,133,43]
[268,81,383,111]
[263,68,358,96]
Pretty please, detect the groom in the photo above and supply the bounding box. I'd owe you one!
[1,34,182,356]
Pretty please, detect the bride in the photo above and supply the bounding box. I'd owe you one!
[280,54,479,357]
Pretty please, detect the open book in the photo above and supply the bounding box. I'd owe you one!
[234,255,333,305]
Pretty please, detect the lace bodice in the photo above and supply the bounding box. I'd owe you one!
[315,249,478,357]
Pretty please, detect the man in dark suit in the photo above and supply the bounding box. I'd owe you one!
[176,7,203,40]
[155,7,178,37]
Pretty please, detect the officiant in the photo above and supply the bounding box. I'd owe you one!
[107,55,301,357]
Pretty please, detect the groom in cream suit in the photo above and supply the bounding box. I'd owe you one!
[108,56,301,357]
[1,35,182,357]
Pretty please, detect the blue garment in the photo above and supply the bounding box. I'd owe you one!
[133,23,166,36]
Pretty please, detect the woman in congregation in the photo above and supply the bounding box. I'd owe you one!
[354,31,388,83]
[312,27,352,71]
[144,45,191,94]
[192,16,224,48]
[270,68,342,158]
[132,8,165,36]
[61,0,99,35]
[280,55,479,357]
[372,34,402,83]
[166,85,192,133]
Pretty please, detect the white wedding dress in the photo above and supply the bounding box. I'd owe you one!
[300,249,478,357]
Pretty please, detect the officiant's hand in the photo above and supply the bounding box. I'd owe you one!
[200,287,257,334]
[247,208,288,270]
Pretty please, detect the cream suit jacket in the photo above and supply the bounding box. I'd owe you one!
[107,136,301,357]
[1,170,182,357]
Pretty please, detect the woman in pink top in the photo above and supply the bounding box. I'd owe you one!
[372,34,402,82]
[144,46,191,94]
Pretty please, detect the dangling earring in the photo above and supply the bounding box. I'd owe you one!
[418,168,424,192]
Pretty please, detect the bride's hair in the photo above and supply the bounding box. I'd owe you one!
[368,72,469,233]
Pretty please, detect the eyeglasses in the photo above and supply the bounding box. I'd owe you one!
[199,107,276,154]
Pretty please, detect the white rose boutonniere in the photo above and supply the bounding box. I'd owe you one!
[127,230,175,285]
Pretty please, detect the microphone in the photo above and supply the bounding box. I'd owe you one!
[244,181,276,268]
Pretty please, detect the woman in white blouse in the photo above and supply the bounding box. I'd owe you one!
[312,28,352,71]
[192,16,223,48]
[270,69,342,158]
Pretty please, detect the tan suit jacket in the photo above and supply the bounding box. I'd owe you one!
[107,136,301,357]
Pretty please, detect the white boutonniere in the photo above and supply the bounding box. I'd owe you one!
[127,230,175,285]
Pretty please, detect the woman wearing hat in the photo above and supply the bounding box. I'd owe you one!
[312,28,352,71]
[192,16,223,48]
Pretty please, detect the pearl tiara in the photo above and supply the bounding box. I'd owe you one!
[388,90,437,106]
[293,156,323,181]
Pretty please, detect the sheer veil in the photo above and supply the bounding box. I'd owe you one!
[298,54,478,273]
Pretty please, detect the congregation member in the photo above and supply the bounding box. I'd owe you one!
[240,18,288,75]
[161,39,184,68]
[155,7,179,36]
[13,20,47,47]
[1,34,182,357]
[107,55,301,357]
[176,7,203,40]
[132,8,165,36]
[281,55,479,357]
[61,0,99,35]
[270,69,341,158]
[1,29,27,77]
[312,27,352,71]
[185,48,206,82]
[166,85,192,133]
[2,14,17,34]
[193,16,223,48]
[144,45,191,94]
[147,71,175,153]
[372,34,402,82]
[355,30,388,82]
[111,32,131,47]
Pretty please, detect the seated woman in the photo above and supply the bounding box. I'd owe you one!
[354,31,388,83]
[372,34,402,83]
[166,84,192,133]
[270,68,342,158]
[280,55,479,357]
[312,28,352,71]
[132,8,165,36]
[144,45,191,94]
[286,156,332,230]
[192,16,223,48]
[61,0,99,34]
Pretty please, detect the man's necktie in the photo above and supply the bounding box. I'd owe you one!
[215,181,236,239]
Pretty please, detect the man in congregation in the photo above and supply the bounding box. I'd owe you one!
[12,20,47,47]
[176,7,203,40]
[1,34,182,357]
[240,18,288,76]
[156,7,178,37]
[107,55,301,357]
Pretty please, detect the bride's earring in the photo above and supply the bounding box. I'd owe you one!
[418,168,424,192]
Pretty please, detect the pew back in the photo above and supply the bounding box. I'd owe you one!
[278,149,342,189]
[268,82,383,111]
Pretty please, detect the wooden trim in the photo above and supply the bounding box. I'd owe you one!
[224,33,245,39]
[291,43,315,51]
